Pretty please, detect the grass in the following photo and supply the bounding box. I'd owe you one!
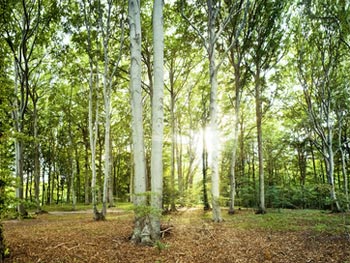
[21,203,350,236]
[166,207,349,235]
[221,208,349,234]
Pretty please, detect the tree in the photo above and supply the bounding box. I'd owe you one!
[163,7,202,208]
[129,0,150,244]
[98,0,125,217]
[223,0,250,214]
[150,0,164,240]
[82,0,104,220]
[246,0,288,214]
[1,0,57,217]
[295,1,345,212]
[181,0,238,222]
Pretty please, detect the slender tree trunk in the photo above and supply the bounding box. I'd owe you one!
[208,5,222,222]
[102,47,111,217]
[325,131,341,211]
[51,160,55,204]
[177,126,184,206]
[228,66,241,214]
[309,140,318,184]
[32,100,41,213]
[15,138,26,216]
[228,121,239,214]
[91,108,101,219]
[83,0,103,220]
[129,143,134,203]
[98,135,103,203]
[100,0,115,217]
[13,59,27,217]
[108,142,115,208]
[67,85,76,210]
[252,142,257,205]
[129,0,150,244]
[150,0,164,241]
[84,141,90,205]
[170,93,176,211]
[254,65,266,214]
[202,129,210,211]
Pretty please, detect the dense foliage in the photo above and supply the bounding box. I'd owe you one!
[0,0,349,216]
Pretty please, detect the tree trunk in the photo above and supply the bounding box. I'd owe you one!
[15,138,27,216]
[228,120,239,214]
[13,59,27,217]
[83,0,103,220]
[129,0,150,245]
[202,129,210,211]
[84,140,90,205]
[254,65,266,214]
[150,0,164,241]
[325,130,341,212]
[32,100,41,213]
[170,91,176,211]
[228,63,242,214]
[100,0,114,217]
[208,2,222,222]
[177,126,184,206]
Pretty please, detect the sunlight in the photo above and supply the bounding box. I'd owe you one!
[192,126,222,167]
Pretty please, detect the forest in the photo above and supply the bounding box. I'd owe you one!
[0,0,350,261]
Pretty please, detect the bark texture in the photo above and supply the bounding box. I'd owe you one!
[150,0,164,240]
[129,0,150,244]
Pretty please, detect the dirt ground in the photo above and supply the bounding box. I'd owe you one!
[3,208,350,263]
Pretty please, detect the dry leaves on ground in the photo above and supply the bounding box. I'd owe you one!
[3,208,350,263]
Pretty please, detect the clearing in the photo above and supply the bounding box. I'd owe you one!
[3,207,350,263]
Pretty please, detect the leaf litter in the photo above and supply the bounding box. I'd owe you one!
[3,208,350,263]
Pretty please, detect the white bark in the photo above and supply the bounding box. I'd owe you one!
[254,65,265,214]
[13,59,26,217]
[325,125,341,211]
[228,119,238,214]
[101,0,112,217]
[129,0,148,243]
[83,0,101,218]
[150,0,164,240]
[129,0,146,207]
[208,1,222,222]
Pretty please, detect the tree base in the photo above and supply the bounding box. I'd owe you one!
[228,209,235,215]
[255,209,266,215]
[93,211,105,221]
[203,206,211,211]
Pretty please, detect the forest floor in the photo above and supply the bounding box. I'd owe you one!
[3,206,350,263]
